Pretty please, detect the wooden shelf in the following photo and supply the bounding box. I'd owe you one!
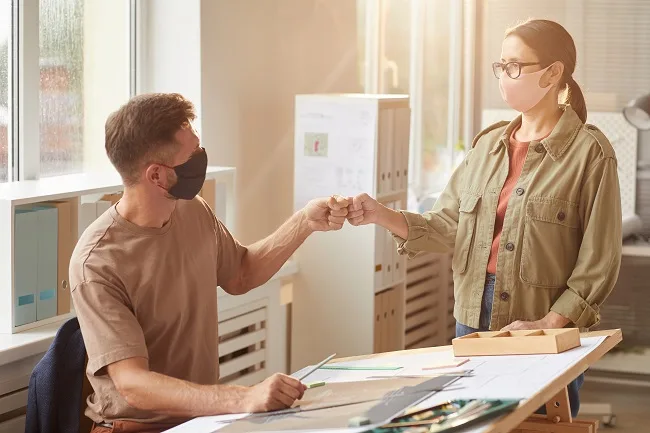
[0,166,234,205]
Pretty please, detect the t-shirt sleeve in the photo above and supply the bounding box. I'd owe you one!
[215,218,247,286]
[195,195,247,287]
[72,281,148,376]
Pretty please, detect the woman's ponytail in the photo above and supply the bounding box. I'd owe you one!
[565,76,587,123]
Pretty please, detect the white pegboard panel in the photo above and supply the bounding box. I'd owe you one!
[481,109,637,216]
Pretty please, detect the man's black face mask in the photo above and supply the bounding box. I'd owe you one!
[167,148,208,200]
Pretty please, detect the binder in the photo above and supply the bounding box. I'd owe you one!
[96,200,112,217]
[79,203,97,238]
[393,200,406,283]
[14,208,38,327]
[50,201,73,315]
[377,108,394,194]
[100,193,122,205]
[394,107,411,191]
[382,203,395,287]
[374,293,382,353]
[35,207,58,321]
[387,288,398,351]
[380,289,391,352]
[374,224,385,290]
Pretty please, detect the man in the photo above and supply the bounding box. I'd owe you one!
[70,93,348,433]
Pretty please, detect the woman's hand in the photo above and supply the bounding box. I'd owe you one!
[501,312,571,331]
[500,320,544,331]
[346,193,381,226]
[346,193,409,239]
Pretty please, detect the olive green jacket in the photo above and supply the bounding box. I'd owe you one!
[395,106,622,330]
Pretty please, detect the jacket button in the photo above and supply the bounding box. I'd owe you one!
[516,187,525,196]
[500,292,510,301]
[535,144,545,153]
[557,211,566,221]
[505,242,515,251]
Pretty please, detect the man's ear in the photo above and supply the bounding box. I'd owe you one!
[145,164,164,187]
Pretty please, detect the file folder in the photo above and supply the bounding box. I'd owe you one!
[394,107,411,191]
[35,206,58,321]
[14,208,38,326]
[378,109,394,194]
[79,202,97,238]
[50,201,73,315]
[374,224,385,290]
[382,203,395,287]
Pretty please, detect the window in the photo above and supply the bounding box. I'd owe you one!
[358,0,461,202]
[1,0,132,181]
[39,0,84,177]
[421,0,453,195]
[39,0,131,177]
[0,0,9,183]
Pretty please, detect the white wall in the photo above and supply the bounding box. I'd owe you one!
[139,0,360,243]
[139,0,203,134]
[82,0,130,173]
[199,0,361,244]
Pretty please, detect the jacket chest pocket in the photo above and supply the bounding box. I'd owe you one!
[452,193,481,275]
[520,199,582,288]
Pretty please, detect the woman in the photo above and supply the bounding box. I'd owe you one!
[346,19,622,417]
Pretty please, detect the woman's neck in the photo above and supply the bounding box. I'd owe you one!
[518,104,563,142]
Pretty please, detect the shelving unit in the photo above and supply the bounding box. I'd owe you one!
[404,252,454,350]
[0,167,236,334]
[291,94,411,370]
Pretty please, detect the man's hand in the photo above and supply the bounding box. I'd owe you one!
[304,195,349,232]
[346,193,381,226]
[245,373,307,413]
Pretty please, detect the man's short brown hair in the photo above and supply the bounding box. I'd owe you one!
[105,93,196,185]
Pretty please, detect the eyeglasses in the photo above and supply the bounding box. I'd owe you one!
[492,61,541,79]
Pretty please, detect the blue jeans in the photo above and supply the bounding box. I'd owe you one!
[455,274,584,418]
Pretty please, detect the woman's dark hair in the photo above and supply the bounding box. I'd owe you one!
[506,19,587,123]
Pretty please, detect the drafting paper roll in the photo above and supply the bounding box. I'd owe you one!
[622,213,643,239]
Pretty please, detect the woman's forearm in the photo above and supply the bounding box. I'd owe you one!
[376,205,409,239]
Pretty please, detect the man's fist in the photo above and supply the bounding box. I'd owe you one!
[346,193,380,226]
[245,373,307,413]
[304,195,349,232]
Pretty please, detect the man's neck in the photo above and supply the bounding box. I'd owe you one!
[117,187,176,229]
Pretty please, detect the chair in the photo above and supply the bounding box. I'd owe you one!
[24,317,92,433]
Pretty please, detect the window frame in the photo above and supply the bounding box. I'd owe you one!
[360,0,472,198]
[5,0,138,183]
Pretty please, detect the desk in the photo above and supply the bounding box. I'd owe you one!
[170,329,622,433]
[336,330,622,433]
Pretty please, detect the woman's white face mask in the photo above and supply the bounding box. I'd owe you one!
[499,64,555,113]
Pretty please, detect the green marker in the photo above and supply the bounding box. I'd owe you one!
[306,381,326,389]
[320,365,402,371]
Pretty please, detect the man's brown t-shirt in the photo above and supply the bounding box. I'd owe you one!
[70,197,245,424]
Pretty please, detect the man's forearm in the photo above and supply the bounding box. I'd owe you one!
[118,369,250,417]
[238,210,312,293]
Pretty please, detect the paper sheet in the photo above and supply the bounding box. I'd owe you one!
[216,376,457,433]
[293,96,377,211]
[167,336,608,433]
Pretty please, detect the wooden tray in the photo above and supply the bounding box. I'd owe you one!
[452,329,581,356]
